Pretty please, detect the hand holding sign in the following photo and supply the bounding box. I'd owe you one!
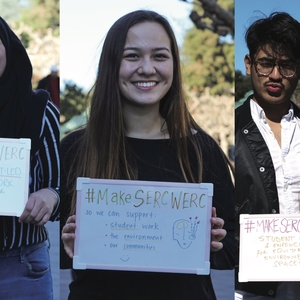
[62,208,227,259]
[210,207,226,252]
[70,178,215,274]
[62,215,76,258]
[19,188,59,226]
[62,178,219,275]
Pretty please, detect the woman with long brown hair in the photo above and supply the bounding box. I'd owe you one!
[61,10,234,299]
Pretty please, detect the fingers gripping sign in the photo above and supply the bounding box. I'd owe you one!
[18,188,58,226]
[210,207,226,252]
[62,215,76,258]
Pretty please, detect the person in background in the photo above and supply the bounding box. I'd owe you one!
[0,17,60,300]
[37,65,60,108]
[235,12,300,299]
[60,10,234,300]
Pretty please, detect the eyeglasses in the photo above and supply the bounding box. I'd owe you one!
[253,59,299,77]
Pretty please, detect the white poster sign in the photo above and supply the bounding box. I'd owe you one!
[0,138,31,216]
[239,214,300,282]
[74,178,213,275]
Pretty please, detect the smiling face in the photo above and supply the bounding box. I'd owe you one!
[0,39,6,78]
[118,21,173,109]
[245,44,300,107]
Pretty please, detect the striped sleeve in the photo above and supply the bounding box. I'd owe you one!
[35,101,60,221]
[1,101,60,250]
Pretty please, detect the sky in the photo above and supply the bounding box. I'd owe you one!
[235,0,300,74]
[60,0,193,91]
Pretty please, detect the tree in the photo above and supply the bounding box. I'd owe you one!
[186,0,234,37]
[291,82,300,108]
[60,82,88,125]
[1,1,59,85]
[0,0,22,22]
[235,70,252,101]
[181,0,234,96]
[20,0,59,36]
[180,0,234,155]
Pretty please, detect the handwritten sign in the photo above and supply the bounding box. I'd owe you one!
[73,178,213,275]
[239,214,300,282]
[0,138,31,216]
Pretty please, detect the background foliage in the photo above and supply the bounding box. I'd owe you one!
[181,0,234,96]
[0,0,236,146]
[21,0,59,36]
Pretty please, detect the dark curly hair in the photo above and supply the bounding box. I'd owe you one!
[245,12,300,60]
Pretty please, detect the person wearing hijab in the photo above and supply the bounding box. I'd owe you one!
[0,17,60,300]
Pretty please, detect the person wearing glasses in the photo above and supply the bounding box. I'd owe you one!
[235,12,300,299]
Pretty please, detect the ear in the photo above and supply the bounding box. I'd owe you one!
[244,54,252,75]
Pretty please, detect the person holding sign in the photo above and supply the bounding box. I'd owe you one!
[235,12,300,299]
[0,18,60,299]
[60,10,235,300]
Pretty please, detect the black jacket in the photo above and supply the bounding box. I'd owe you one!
[235,95,300,297]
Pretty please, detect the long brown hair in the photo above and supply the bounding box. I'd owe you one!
[68,10,203,214]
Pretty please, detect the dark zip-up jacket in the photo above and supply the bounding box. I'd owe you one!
[235,95,300,297]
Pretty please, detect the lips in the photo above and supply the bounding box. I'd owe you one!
[265,83,283,94]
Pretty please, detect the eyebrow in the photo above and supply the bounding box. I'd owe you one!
[257,57,296,63]
[123,47,171,52]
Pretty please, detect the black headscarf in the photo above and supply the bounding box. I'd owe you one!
[0,17,49,152]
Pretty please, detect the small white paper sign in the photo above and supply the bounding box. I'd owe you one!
[239,214,300,282]
[74,178,213,275]
[0,138,31,216]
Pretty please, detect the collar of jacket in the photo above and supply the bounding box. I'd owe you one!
[235,95,253,132]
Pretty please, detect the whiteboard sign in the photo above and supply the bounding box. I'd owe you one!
[0,138,31,216]
[74,178,213,275]
[239,214,300,282]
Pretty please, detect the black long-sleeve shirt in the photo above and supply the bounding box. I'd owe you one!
[60,129,234,300]
[0,101,60,250]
